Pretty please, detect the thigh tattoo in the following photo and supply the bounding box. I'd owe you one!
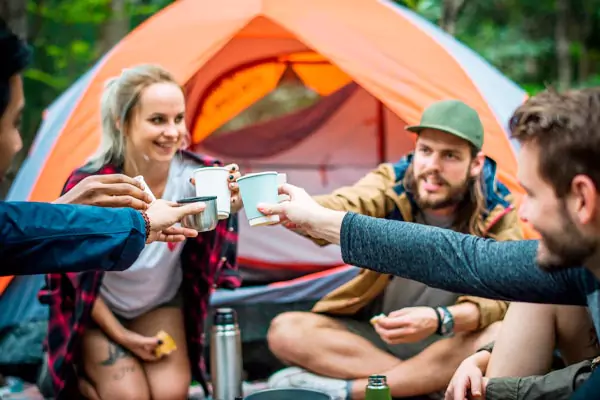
[99,341,133,367]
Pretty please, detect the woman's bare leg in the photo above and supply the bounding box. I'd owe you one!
[81,328,150,400]
[127,306,191,400]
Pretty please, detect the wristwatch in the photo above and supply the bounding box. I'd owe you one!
[436,306,455,337]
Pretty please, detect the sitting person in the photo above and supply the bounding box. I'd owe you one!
[446,302,599,400]
[38,64,242,400]
[266,100,523,399]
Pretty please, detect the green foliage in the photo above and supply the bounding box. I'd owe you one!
[20,0,173,150]
[17,0,600,152]
[394,0,600,95]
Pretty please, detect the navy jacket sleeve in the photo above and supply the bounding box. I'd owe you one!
[340,212,588,306]
[1,201,146,275]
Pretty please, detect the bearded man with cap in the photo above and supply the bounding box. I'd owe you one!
[266,100,524,400]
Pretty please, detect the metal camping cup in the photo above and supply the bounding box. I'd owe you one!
[176,196,218,232]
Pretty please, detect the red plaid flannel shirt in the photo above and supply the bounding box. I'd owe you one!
[38,151,240,399]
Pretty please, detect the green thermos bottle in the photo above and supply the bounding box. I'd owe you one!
[365,374,392,400]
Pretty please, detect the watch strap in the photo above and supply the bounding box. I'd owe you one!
[432,307,443,335]
[437,306,455,336]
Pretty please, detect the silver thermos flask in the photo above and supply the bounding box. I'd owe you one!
[210,308,243,400]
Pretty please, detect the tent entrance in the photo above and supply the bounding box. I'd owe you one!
[186,47,416,283]
[188,51,353,143]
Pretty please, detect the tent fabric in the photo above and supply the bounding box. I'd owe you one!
[3,0,531,317]
[200,83,358,158]
[11,0,527,204]
[196,85,415,274]
[0,267,359,330]
[191,51,353,141]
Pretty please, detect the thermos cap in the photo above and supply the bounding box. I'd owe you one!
[213,307,238,326]
[367,374,387,387]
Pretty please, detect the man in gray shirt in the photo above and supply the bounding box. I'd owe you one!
[257,87,600,400]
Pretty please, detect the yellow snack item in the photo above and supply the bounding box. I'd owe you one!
[155,330,177,357]
[369,313,386,325]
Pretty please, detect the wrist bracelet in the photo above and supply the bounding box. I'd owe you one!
[140,211,151,242]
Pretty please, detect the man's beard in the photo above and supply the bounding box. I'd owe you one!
[413,170,469,210]
[537,206,597,272]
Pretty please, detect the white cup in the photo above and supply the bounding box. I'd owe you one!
[277,173,289,202]
[193,167,231,220]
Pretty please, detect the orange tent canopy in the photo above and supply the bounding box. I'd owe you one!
[3,0,538,294]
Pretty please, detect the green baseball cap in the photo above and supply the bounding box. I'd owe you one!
[406,100,484,150]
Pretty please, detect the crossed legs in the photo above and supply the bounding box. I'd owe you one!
[268,311,500,399]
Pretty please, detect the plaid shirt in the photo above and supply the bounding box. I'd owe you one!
[38,151,240,399]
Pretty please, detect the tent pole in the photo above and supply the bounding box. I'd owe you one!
[376,100,386,163]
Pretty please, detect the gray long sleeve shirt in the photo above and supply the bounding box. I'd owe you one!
[339,213,600,332]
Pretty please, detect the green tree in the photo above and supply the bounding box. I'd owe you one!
[1,0,172,198]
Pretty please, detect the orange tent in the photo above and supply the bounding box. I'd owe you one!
[4,0,536,302]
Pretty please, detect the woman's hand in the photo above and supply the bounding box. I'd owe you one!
[226,163,243,213]
[118,329,163,362]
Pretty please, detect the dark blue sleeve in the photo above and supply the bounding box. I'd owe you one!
[340,212,587,306]
[0,201,146,275]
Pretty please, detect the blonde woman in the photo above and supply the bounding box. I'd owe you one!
[39,64,242,400]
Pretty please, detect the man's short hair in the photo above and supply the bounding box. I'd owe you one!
[509,87,600,197]
[0,19,32,117]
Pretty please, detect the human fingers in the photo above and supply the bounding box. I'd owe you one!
[94,194,150,210]
[163,226,198,239]
[173,201,206,220]
[95,174,144,189]
[99,182,152,202]
[376,315,410,330]
[225,163,239,173]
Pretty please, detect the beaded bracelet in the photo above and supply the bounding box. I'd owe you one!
[140,211,151,242]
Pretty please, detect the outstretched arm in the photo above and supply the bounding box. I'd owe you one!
[257,184,589,306]
[339,213,587,306]
[1,201,145,276]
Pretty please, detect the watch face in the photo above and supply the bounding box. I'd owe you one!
[441,313,454,335]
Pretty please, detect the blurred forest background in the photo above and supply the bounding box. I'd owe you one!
[1,0,599,197]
